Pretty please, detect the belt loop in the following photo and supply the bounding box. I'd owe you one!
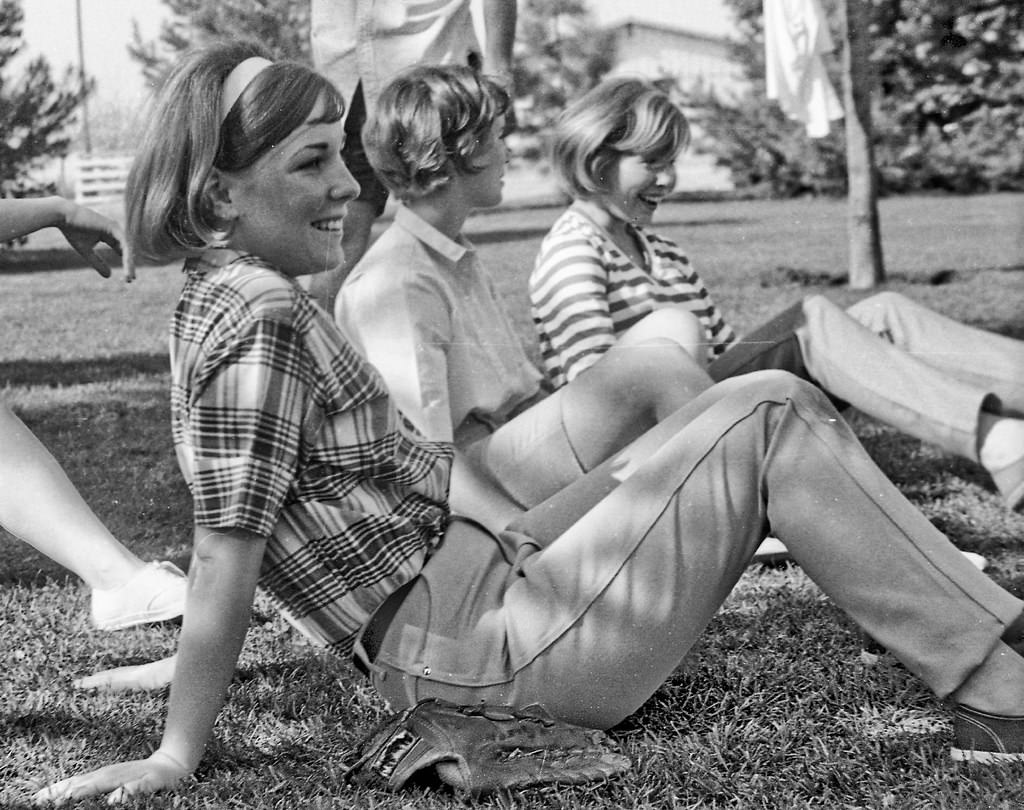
[352,577,418,678]
[352,638,372,678]
[352,637,390,681]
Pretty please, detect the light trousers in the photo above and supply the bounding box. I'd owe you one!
[708,292,1024,462]
[366,372,1023,729]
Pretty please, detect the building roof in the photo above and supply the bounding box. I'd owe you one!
[605,17,732,48]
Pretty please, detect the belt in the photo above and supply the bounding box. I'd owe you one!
[353,577,417,677]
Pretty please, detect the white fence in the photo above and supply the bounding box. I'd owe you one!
[72,154,133,205]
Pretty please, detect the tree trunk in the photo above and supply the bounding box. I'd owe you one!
[840,0,885,288]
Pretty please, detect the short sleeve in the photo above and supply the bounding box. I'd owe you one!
[187,316,310,536]
[530,230,617,385]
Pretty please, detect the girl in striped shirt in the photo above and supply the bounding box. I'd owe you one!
[531,77,1024,513]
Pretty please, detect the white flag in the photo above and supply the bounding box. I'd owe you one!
[764,0,844,137]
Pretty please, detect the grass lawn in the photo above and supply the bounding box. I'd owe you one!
[1,193,1023,809]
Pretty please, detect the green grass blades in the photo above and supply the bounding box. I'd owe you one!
[2,193,1023,808]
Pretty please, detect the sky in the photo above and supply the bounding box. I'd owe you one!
[19,0,736,107]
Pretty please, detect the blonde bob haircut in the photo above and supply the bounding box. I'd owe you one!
[551,77,691,200]
[363,64,510,201]
[125,40,345,265]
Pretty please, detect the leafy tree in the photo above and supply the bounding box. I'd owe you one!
[872,0,1024,192]
[512,0,615,137]
[129,0,310,86]
[0,0,89,198]
[689,0,1024,196]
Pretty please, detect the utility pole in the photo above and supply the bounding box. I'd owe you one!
[839,0,884,288]
[75,0,93,155]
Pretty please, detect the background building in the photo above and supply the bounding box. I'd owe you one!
[607,17,743,98]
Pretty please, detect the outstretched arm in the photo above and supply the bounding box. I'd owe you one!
[0,197,126,280]
[34,525,267,805]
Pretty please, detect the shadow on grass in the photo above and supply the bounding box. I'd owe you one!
[467,216,755,245]
[0,381,192,586]
[0,247,123,274]
[5,708,132,740]
[0,353,169,388]
[983,318,1024,341]
[467,224,556,244]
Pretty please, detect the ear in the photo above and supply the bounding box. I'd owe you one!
[206,169,239,222]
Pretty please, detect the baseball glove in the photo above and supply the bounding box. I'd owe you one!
[344,698,631,795]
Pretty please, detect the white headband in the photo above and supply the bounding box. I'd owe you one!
[220,57,274,124]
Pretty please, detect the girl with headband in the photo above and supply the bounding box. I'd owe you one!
[34,43,1024,803]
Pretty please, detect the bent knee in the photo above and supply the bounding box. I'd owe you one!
[843,290,914,337]
[603,338,710,395]
[800,293,839,317]
[723,368,825,404]
[623,307,703,345]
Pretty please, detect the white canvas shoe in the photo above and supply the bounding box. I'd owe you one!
[90,561,187,630]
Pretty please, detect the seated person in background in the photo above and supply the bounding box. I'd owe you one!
[338,65,710,529]
[0,197,185,629]
[307,0,517,309]
[529,76,1024,513]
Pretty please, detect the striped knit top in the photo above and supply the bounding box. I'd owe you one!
[529,208,737,387]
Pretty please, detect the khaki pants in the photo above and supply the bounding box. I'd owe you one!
[365,372,1023,729]
[709,292,1024,461]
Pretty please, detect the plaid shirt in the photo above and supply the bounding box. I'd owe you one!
[170,250,452,656]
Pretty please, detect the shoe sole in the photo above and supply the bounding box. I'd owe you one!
[93,605,184,631]
[951,747,1024,764]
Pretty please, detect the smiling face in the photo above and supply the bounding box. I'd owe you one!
[216,97,359,277]
[594,153,678,229]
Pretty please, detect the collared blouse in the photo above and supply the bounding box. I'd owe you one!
[338,205,546,448]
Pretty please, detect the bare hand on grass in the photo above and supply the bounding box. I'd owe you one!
[33,750,190,805]
[75,654,177,692]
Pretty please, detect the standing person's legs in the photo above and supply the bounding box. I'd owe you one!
[0,403,186,628]
[370,373,1024,729]
[315,81,392,312]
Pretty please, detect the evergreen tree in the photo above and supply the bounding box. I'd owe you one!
[0,0,89,197]
[129,0,310,86]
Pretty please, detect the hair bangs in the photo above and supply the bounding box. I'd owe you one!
[611,94,689,165]
[217,64,346,172]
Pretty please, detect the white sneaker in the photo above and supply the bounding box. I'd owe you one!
[90,561,187,630]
